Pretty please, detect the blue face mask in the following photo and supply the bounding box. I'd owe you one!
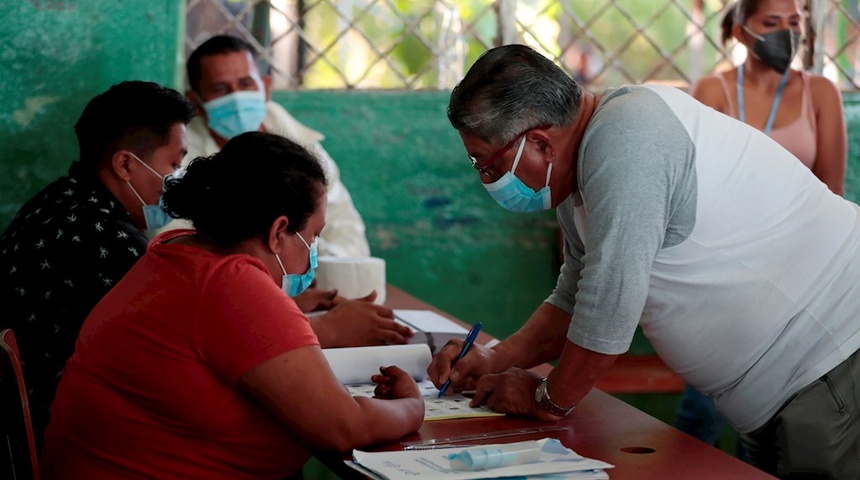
[276,231,318,297]
[126,153,182,231]
[483,136,553,212]
[202,90,267,140]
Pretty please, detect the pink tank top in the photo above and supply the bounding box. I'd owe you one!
[717,71,818,168]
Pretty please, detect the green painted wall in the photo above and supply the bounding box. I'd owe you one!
[2,1,860,344]
[843,93,860,204]
[1,5,859,469]
[0,0,184,226]
[271,91,561,340]
[0,0,559,341]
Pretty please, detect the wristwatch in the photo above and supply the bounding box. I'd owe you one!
[534,377,575,417]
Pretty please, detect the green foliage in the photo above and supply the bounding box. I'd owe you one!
[393,32,432,76]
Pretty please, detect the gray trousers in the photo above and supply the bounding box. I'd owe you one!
[740,348,860,479]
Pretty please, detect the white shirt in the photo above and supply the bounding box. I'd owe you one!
[175,101,370,257]
[549,84,860,433]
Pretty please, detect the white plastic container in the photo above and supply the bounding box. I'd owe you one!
[448,440,542,471]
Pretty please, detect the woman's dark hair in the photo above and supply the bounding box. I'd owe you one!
[721,1,804,46]
[722,0,774,46]
[162,132,327,247]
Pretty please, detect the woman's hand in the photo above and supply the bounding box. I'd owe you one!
[371,365,422,401]
[293,286,341,312]
[311,301,414,347]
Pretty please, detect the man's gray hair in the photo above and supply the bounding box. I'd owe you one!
[447,44,582,145]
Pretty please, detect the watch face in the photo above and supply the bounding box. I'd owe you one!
[535,378,572,417]
[535,379,547,403]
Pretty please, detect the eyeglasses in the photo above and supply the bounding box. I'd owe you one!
[467,125,551,181]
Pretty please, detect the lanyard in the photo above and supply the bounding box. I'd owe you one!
[736,63,790,136]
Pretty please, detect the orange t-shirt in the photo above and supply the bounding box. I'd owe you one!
[41,230,319,479]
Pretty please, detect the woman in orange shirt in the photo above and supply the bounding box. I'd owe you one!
[41,132,424,479]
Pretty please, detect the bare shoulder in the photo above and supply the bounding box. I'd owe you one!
[808,74,843,107]
[690,73,728,111]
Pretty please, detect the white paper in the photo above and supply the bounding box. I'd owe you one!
[395,310,469,334]
[395,310,469,353]
[349,438,613,480]
[347,462,608,480]
[323,344,431,385]
[347,380,503,421]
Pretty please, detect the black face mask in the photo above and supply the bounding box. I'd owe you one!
[744,27,802,73]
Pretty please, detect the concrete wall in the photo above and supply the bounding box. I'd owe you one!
[271,91,561,340]
[0,0,184,227]
[844,93,860,204]
[2,0,860,343]
[0,0,556,341]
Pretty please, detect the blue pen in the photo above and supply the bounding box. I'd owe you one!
[437,322,482,398]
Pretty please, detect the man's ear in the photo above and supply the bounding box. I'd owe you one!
[186,90,206,118]
[268,215,290,253]
[110,151,135,182]
[529,129,555,163]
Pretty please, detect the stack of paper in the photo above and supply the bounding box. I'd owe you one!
[394,310,470,354]
[347,438,613,479]
[323,344,500,421]
[347,380,503,421]
[322,344,431,384]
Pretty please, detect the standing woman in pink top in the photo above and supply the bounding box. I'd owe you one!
[676,0,848,455]
[691,0,847,194]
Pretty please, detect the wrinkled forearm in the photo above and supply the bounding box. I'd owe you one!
[492,303,572,371]
[547,341,619,409]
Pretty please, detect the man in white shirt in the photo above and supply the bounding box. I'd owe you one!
[183,34,369,258]
[175,35,410,347]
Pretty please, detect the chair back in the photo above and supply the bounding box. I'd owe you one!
[0,329,40,480]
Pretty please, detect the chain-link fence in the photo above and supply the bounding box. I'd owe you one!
[185,0,860,91]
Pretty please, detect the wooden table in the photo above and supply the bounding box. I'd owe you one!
[319,286,776,479]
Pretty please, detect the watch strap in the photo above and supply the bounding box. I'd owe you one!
[535,377,575,417]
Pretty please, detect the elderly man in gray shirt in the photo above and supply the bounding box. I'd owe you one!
[428,44,860,479]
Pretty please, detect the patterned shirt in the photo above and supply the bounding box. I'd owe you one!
[0,161,147,448]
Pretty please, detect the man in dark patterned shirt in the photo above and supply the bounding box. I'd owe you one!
[0,81,193,449]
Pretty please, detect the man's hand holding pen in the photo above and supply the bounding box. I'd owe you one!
[428,322,507,397]
[436,322,482,398]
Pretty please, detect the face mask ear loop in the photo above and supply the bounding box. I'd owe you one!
[295,231,312,250]
[509,135,528,175]
[790,31,799,58]
[544,163,554,188]
[126,181,147,207]
[274,253,287,275]
[742,24,764,42]
[128,152,165,180]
